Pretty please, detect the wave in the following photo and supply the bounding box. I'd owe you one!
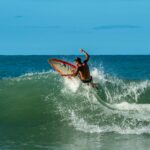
[0,67,150,134]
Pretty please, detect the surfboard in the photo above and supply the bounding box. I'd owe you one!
[48,58,76,76]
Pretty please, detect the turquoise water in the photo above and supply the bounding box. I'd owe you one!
[0,55,150,150]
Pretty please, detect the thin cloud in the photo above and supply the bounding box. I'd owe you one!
[14,15,23,18]
[25,25,60,29]
[93,25,141,30]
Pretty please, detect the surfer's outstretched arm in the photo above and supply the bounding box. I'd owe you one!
[80,49,90,63]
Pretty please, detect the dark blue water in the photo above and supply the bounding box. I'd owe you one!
[1,55,150,79]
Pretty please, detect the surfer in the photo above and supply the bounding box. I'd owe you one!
[70,49,97,88]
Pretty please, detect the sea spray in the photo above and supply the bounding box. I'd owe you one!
[1,56,150,135]
[52,68,150,134]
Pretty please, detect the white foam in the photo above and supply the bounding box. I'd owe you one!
[69,110,103,133]
[9,70,56,82]
[20,70,55,77]
[62,77,81,93]
[69,110,150,135]
[54,67,150,135]
[114,102,150,112]
[91,68,150,103]
[91,67,106,83]
[117,81,149,103]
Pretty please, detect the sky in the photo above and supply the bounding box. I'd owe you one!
[0,0,150,55]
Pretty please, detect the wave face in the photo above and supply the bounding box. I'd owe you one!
[1,55,150,135]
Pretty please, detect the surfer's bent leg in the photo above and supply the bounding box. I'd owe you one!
[81,76,98,89]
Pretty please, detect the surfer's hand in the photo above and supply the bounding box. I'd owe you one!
[80,49,84,53]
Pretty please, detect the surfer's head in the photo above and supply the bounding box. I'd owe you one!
[74,57,82,65]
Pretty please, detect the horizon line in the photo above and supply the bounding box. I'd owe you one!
[0,54,150,56]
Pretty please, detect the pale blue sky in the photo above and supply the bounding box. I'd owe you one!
[0,0,150,55]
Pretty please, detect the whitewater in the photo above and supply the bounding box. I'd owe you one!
[0,55,150,150]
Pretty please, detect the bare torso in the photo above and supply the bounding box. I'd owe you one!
[77,62,91,80]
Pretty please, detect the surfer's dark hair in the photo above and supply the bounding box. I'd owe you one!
[74,57,82,63]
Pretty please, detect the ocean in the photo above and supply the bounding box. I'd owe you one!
[0,55,150,150]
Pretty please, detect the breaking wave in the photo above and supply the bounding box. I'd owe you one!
[1,67,150,135]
